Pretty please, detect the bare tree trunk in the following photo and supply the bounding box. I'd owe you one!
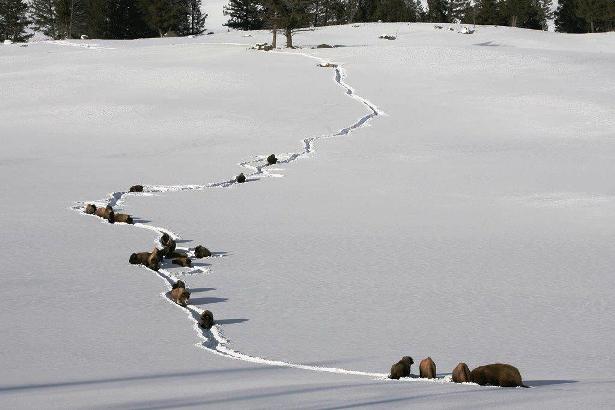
[285,28,292,48]
[68,0,74,38]
[590,20,594,32]
[272,28,277,48]
[511,15,517,27]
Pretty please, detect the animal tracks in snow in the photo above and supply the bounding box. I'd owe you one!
[70,46,476,385]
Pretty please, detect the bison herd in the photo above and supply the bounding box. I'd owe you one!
[83,185,217,331]
[389,356,529,388]
[84,179,531,390]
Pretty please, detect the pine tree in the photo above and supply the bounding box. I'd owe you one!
[138,0,188,37]
[185,0,206,35]
[84,0,110,38]
[224,0,265,29]
[448,0,471,22]
[575,0,608,32]
[426,0,450,22]
[257,0,313,47]
[108,0,156,39]
[474,0,501,24]
[555,0,586,31]
[0,4,5,41]
[507,0,546,28]
[54,0,87,38]
[30,0,60,39]
[0,0,33,42]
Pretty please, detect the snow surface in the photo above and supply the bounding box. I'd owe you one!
[1,23,615,409]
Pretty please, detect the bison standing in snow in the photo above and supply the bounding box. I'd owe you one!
[419,357,437,379]
[452,362,471,383]
[470,363,529,388]
[389,356,414,379]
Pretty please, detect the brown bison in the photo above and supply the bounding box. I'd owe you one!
[113,213,133,224]
[470,364,529,388]
[129,185,144,192]
[170,287,190,307]
[236,173,246,183]
[389,356,414,380]
[452,363,471,383]
[199,310,215,329]
[84,204,97,214]
[95,205,115,223]
[160,233,176,257]
[419,357,436,379]
[129,248,161,271]
[267,154,277,165]
[194,245,211,258]
[172,256,192,267]
[172,280,186,290]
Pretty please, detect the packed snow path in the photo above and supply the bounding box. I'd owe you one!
[70,47,471,384]
[71,48,392,379]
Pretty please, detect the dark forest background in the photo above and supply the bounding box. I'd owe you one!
[1,0,613,43]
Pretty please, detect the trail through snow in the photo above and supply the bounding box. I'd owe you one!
[69,46,474,385]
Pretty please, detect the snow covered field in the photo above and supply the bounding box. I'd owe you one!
[1,23,615,408]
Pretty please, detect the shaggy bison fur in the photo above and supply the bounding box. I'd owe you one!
[389,356,414,380]
[129,248,161,271]
[170,288,190,307]
[160,233,176,257]
[419,357,437,379]
[172,256,192,267]
[194,245,211,258]
[172,280,186,290]
[113,213,133,224]
[470,363,529,388]
[199,310,214,329]
[95,205,115,223]
[452,363,471,383]
[84,204,97,214]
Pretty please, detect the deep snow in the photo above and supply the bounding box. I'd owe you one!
[1,23,615,409]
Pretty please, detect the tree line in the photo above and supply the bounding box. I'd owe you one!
[1,0,206,42]
[224,0,614,36]
[1,0,613,43]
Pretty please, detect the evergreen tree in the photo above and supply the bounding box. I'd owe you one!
[224,0,265,29]
[426,0,449,22]
[257,0,314,47]
[310,0,347,25]
[138,0,188,37]
[502,0,549,29]
[448,0,472,22]
[84,0,110,38]
[575,0,608,32]
[55,0,87,38]
[0,0,33,42]
[555,0,587,32]
[185,0,206,35]
[108,0,155,39]
[354,0,377,21]
[474,0,501,24]
[31,0,60,39]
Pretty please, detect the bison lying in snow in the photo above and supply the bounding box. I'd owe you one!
[199,310,215,329]
[470,363,529,388]
[170,287,190,307]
